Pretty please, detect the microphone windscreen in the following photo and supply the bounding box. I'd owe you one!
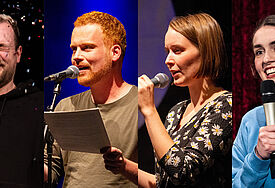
[151,73,170,88]
[67,65,79,79]
[261,80,275,103]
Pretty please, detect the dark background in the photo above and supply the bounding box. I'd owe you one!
[2,0,275,185]
[232,0,275,139]
[0,0,44,91]
[138,0,232,174]
[44,0,138,110]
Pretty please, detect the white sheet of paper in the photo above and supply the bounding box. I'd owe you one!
[44,108,110,153]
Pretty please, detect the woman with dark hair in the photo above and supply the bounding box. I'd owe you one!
[232,15,275,187]
[103,13,232,187]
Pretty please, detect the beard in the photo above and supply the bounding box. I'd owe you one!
[0,63,16,89]
[77,60,112,87]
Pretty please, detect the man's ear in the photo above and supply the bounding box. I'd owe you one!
[111,44,122,62]
[16,45,22,64]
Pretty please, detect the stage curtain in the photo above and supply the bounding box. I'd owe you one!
[232,0,275,138]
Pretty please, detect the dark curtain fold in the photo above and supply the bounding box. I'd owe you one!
[232,0,275,138]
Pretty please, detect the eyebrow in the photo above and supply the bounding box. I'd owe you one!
[253,44,261,49]
[253,40,275,49]
[165,44,184,49]
[70,43,96,48]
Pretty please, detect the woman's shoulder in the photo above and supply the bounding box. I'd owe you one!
[217,91,232,101]
[211,91,232,108]
[169,99,190,113]
[242,106,265,127]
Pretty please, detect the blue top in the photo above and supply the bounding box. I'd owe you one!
[232,106,275,187]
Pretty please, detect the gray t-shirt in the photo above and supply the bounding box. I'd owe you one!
[49,86,137,188]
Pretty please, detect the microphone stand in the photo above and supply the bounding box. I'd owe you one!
[45,81,62,188]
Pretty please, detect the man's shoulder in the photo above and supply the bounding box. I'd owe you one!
[55,90,91,111]
[61,90,91,102]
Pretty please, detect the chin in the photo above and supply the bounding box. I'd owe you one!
[77,77,92,87]
[77,75,102,87]
[173,81,186,87]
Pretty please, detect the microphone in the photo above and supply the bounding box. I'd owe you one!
[261,80,275,126]
[260,80,275,179]
[151,73,170,88]
[44,65,79,82]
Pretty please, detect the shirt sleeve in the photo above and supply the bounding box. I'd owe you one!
[158,95,232,186]
[232,114,270,188]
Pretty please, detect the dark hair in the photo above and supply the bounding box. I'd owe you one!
[254,15,275,34]
[169,13,227,86]
[251,15,275,77]
[0,14,20,50]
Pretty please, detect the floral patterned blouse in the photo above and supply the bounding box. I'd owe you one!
[155,92,232,188]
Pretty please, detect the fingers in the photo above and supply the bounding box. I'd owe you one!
[104,158,124,174]
[104,158,124,166]
[257,126,275,159]
[102,147,123,161]
[138,75,156,117]
[138,75,154,89]
[103,152,123,161]
[259,126,275,139]
[105,165,120,174]
[102,147,125,174]
[100,146,111,154]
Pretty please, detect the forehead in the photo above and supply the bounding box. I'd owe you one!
[71,24,104,44]
[253,26,275,46]
[0,22,15,45]
[165,27,193,48]
[165,28,181,42]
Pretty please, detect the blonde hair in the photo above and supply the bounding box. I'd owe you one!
[169,13,227,85]
[74,11,126,57]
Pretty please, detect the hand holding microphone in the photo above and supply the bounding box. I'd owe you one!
[258,80,275,178]
[138,73,170,116]
[256,80,275,160]
[261,80,275,126]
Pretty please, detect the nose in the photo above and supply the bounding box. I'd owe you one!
[72,48,84,65]
[165,52,174,68]
[263,49,275,63]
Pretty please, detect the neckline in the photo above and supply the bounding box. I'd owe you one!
[175,91,230,131]
[94,85,135,107]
